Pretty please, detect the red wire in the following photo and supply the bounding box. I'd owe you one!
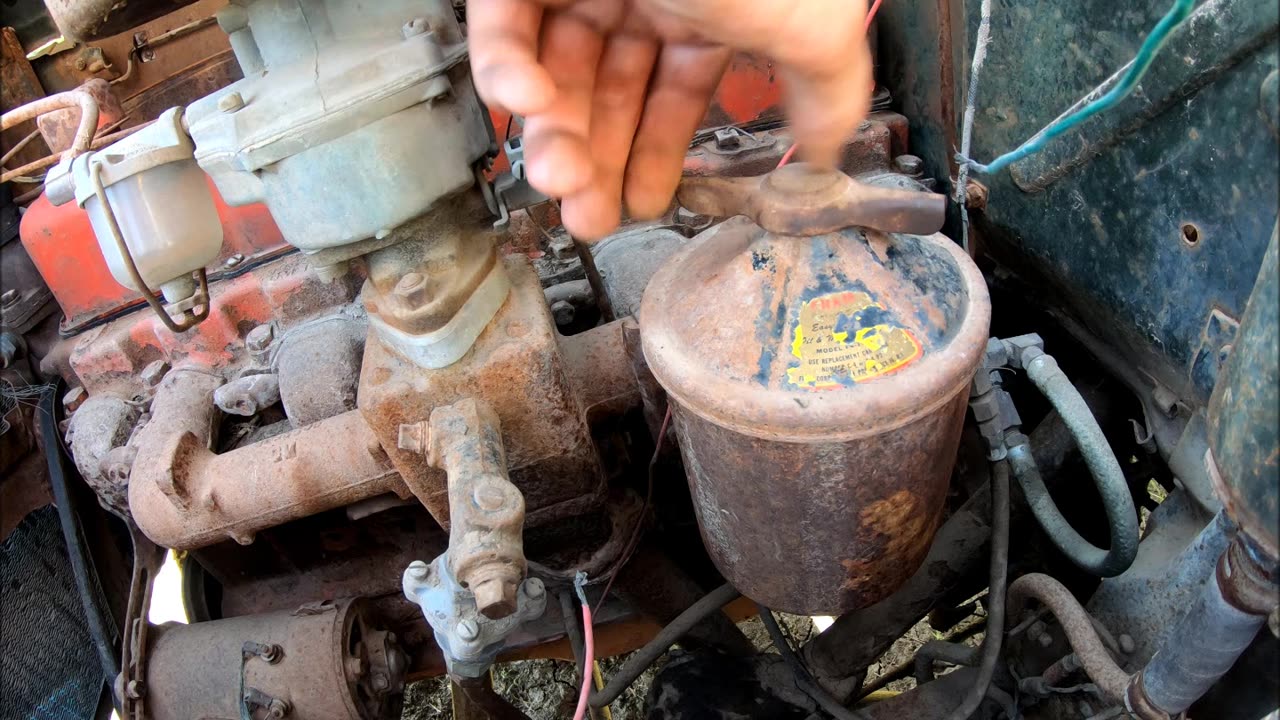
[573,603,596,720]
[866,0,884,31]
[779,1,880,169]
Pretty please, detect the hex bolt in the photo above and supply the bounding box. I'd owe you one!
[524,577,545,599]
[267,699,291,719]
[125,680,145,699]
[393,272,429,305]
[1037,632,1055,649]
[402,17,429,39]
[398,422,429,454]
[893,154,925,177]
[1152,385,1179,417]
[456,618,480,642]
[346,656,368,678]
[246,324,275,353]
[224,253,245,269]
[63,386,87,413]
[218,91,245,113]
[371,672,389,692]
[551,300,575,327]
[141,359,170,388]
[964,180,989,211]
[407,560,431,581]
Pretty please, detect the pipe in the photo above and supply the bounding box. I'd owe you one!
[2,123,149,187]
[129,369,403,549]
[1128,535,1278,717]
[0,89,98,161]
[590,583,739,708]
[1015,349,1139,576]
[38,385,121,704]
[758,605,870,720]
[1007,573,1131,702]
[940,459,1010,720]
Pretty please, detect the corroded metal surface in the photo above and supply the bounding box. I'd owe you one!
[130,370,404,548]
[359,256,605,530]
[427,398,527,619]
[144,598,405,720]
[641,167,988,614]
[677,164,946,237]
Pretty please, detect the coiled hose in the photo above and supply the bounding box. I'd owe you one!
[1010,349,1138,577]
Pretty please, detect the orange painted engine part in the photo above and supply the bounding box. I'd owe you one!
[19,175,290,333]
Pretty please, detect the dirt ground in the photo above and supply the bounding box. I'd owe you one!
[400,611,977,719]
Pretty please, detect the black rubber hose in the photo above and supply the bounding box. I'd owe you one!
[757,605,870,720]
[940,459,1010,720]
[1014,349,1138,577]
[590,582,739,708]
[39,385,121,702]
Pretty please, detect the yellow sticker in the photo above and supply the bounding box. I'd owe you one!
[786,290,922,390]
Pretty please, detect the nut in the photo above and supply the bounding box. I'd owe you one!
[893,154,924,176]
[218,91,245,113]
[964,180,989,211]
[62,386,87,413]
[456,618,480,642]
[141,359,170,388]
[392,272,430,305]
[549,237,576,261]
[246,324,275,353]
[397,422,429,454]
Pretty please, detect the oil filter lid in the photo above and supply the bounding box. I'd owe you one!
[639,165,991,442]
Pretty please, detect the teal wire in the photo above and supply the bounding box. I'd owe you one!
[963,0,1195,175]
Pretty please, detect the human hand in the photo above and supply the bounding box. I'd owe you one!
[469,0,874,240]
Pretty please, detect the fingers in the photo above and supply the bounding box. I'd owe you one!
[640,0,873,166]
[468,0,557,114]
[623,44,731,219]
[559,34,659,240]
[521,12,606,197]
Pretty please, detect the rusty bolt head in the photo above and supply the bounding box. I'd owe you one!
[126,680,145,699]
[392,272,430,305]
[260,643,283,664]
[523,578,545,600]
[964,180,989,211]
[456,618,480,642]
[141,359,170,388]
[402,17,429,38]
[218,91,245,113]
[267,699,291,719]
[893,154,924,177]
[551,300,575,327]
[246,324,275,353]
[473,482,507,511]
[62,386,87,413]
[397,422,429,455]
[407,560,431,581]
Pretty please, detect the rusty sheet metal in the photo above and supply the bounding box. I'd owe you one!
[640,169,989,614]
[144,598,404,720]
[1,27,49,172]
[359,256,605,530]
[557,319,639,420]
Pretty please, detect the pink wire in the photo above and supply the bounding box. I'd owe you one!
[572,602,596,720]
[777,143,798,168]
[866,0,884,31]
